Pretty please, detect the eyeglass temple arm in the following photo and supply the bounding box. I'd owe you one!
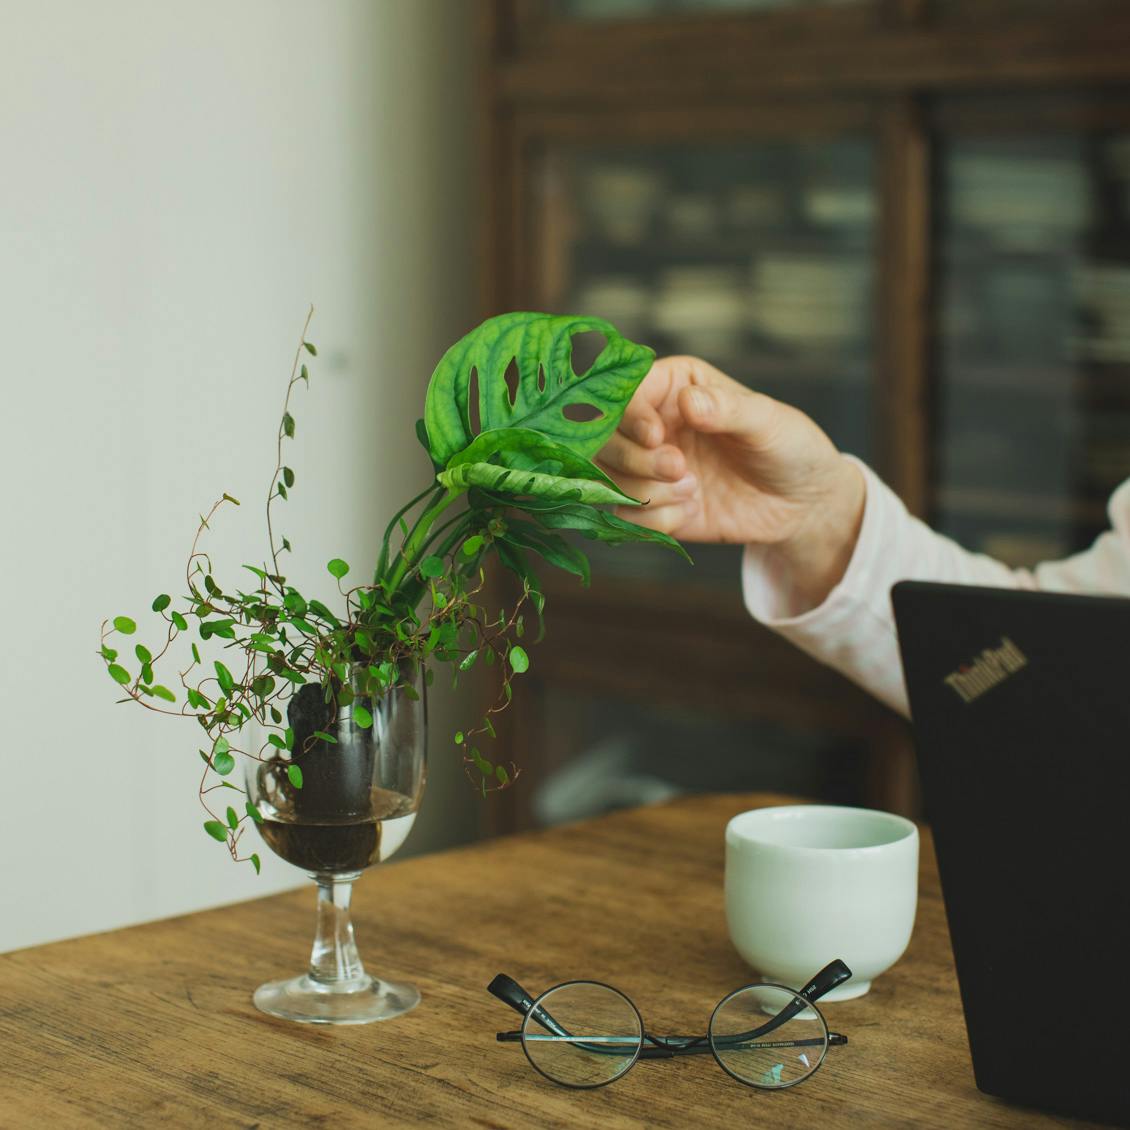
[489,973,573,1041]
[798,959,853,1004]
[489,964,852,1055]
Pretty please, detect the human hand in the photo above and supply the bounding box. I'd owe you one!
[597,355,865,610]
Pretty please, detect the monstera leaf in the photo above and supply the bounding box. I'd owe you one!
[423,312,655,468]
[437,427,637,507]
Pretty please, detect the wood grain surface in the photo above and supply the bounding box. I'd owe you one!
[0,794,1099,1128]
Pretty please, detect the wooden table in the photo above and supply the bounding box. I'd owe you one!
[0,794,1097,1128]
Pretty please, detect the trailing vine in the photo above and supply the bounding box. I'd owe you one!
[100,310,687,869]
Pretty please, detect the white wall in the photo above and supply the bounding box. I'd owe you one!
[0,0,481,952]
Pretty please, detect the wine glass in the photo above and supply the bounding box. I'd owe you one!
[245,663,426,1024]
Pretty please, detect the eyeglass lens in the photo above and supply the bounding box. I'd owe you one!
[709,983,830,1088]
[520,981,642,1088]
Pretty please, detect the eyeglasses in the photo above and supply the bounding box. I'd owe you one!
[489,959,851,1090]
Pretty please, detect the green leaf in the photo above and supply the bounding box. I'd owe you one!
[494,541,542,607]
[423,312,654,466]
[282,466,295,488]
[246,802,264,824]
[135,643,152,664]
[203,820,227,842]
[501,519,591,585]
[250,852,262,874]
[152,594,171,613]
[459,649,479,671]
[151,685,176,703]
[533,502,691,561]
[100,645,118,661]
[287,764,304,789]
[226,806,239,830]
[353,705,373,729]
[454,730,464,745]
[282,412,295,438]
[172,610,189,632]
[415,417,435,466]
[438,428,637,507]
[419,555,444,579]
[113,616,137,635]
[277,482,288,500]
[327,558,349,580]
[495,764,510,786]
[268,733,286,749]
[509,645,530,674]
[461,535,485,557]
[214,661,235,696]
[303,341,317,356]
[108,663,131,685]
[190,642,201,664]
[312,730,338,744]
[213,749,235,775]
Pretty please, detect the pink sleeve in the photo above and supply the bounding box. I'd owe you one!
[742,458,1130,717]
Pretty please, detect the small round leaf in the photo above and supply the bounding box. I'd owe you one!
[287,764,304,789]
[327,558,350,580]
[113,616,137,635]
[509,646,530,674]
[203,820,228,842]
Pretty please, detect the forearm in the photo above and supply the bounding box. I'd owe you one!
[743,459,1038,717]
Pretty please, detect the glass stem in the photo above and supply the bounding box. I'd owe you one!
[308,872,367,987]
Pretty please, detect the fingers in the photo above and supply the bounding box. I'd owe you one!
[617,386,666,448]
[614,497,698,536]
[598,431,687,482]
[678,379,780,446]
[610,470,698,509]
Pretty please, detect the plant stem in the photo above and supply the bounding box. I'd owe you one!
[383,487,461,598]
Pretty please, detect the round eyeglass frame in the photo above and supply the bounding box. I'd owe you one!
[517,976,832,1091]
[707,980,831,1090]
[519,979,645,1090]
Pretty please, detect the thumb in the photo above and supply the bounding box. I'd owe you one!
[679,381,775,444]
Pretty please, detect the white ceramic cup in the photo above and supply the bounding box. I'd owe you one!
[725,805,919,1002]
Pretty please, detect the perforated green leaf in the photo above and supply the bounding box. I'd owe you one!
[423,313,654,467]
[437,428,637,507]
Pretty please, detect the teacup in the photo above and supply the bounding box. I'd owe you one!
[725,805,918,1001]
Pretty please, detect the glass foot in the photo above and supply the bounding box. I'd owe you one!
[253,973,421,1025]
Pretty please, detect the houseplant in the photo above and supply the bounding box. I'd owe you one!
[98,310,687,1022]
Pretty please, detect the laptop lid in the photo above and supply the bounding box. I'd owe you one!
[892,581,1130,1126]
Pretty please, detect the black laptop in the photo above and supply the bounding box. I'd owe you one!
[892,582,1130,1126]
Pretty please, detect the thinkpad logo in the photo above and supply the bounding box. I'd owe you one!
[944,637,1028,704]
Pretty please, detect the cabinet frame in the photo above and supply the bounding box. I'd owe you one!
[475,0,1130,834]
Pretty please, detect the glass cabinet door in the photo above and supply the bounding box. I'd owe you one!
[530,137,877,586]
[932,105,1130,567]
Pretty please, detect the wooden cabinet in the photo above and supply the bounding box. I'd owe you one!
[476,0,1130,833]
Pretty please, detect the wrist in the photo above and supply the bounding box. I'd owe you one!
[766,456,866,615]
